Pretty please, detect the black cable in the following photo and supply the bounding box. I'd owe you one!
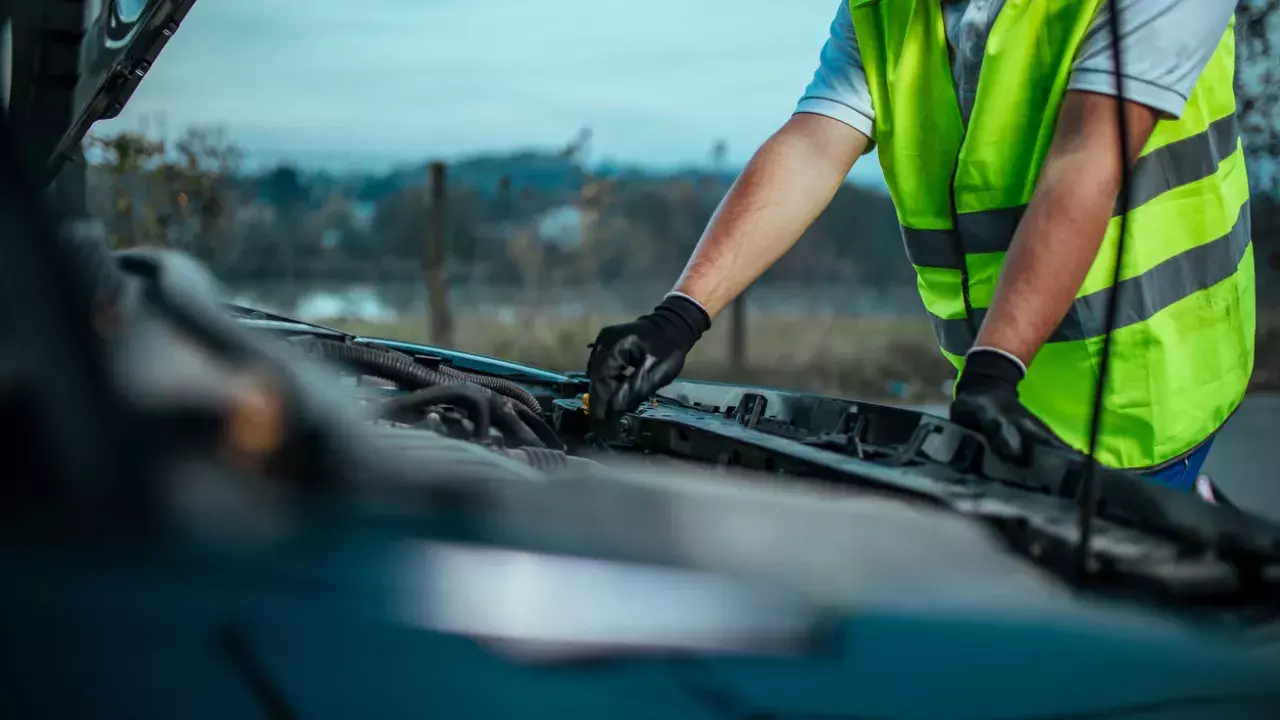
[388,385,557,450]
[1076,0,1132,581]
[437,363,543,415]
[305,338,543,415]
[305,339,456,390]
[307,339,561,448]
[375,367,563,449]
[511,400,566,450]
[488,396,547,448]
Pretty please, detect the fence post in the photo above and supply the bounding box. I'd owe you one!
[729,292,748,374]
[425,161,454,347]
[497,175,512,220]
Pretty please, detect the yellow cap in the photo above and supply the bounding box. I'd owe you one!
[580,392,590,413]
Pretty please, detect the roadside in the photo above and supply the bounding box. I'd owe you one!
[1199,395,1280,523]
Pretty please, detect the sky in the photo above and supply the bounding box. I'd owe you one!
[95,0,886,185]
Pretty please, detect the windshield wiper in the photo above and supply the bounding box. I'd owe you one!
[224,304,353,337]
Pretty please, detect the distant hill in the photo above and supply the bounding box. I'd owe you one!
[237,147,888,207]
[348,151,588,202]
[247,151,836,205]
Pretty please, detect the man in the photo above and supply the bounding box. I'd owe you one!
[586,0,1254,492]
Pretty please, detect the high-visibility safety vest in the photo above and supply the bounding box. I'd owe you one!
[848,0,1254,470]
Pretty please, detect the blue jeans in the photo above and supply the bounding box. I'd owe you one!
[1140,438,1215,492]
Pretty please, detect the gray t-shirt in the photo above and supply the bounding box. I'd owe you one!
[796,0,1238,142]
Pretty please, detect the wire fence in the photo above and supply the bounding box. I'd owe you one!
[225,276,928,325]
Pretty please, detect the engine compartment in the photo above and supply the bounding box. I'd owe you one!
[81,252,1280,614]
[283,334,617,476]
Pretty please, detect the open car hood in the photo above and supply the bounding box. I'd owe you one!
[226,302,1280,602]
[45,0,197,182]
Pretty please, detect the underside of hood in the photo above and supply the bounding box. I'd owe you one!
[2,0,196,185]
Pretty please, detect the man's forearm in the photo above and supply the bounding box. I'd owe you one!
[975,92,1159,366]
[672,113,868,319]
[973,146,1119,365]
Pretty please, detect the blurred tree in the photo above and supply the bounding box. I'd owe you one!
[577,177,613,284]
[259,164,312,292]
[1236,0,1279,196]
[75,122,927,309]
[369,183,495,271]
[1235,1,1280,293]
[175,126,245,175]
[507,227,545,305]
[165,126,244,262]
[798,185,909,289]
[370,187,423,260]
[90,132,165,175]
[312,196,360,252]
[710,140,728,173]
[261,165,311,212]
[87,131,165,248]
[497,175,513,220]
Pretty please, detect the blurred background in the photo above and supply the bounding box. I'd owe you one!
[79,0,1280,404]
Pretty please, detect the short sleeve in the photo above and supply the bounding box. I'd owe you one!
[794,0,876,142]
[1068,0,1237,119]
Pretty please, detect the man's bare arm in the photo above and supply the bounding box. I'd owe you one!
[974,90,1160,366]
[672,113,869,319]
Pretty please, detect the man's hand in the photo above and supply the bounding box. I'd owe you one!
[586,294,710,430]
[586,113,864,431]
[950,348,1070,463]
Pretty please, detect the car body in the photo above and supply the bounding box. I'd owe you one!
[2,3,1279,717]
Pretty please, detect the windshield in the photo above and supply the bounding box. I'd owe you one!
[80,0,1280,522]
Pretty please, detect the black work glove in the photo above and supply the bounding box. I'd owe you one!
[586,294,711,428]
[949,348,1069,464]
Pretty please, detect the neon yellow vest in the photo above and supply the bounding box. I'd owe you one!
[848,0,1254,470]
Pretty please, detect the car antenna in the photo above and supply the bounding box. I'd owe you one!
[1076,0,1131,582]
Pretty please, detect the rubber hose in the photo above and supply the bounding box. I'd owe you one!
[503,447,570,472]
[308,340,454,390]
[511,401,564,450]
[379,384,492,440]
[386,386,545,450]
[309,339,555,449]
[438,364,542,415]
[488,397,546,448]
[309,340,540,416]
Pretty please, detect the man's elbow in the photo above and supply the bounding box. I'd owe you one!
[768,113,869,172]
[1042,91,1162,203]
[1052,91,1160,169]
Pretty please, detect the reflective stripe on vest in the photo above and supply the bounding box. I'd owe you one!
[849,0,1255,469]
[901,114,1243,271]
[929,200,1251,355]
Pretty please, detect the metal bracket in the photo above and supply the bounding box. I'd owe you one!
[733,393,767,430]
